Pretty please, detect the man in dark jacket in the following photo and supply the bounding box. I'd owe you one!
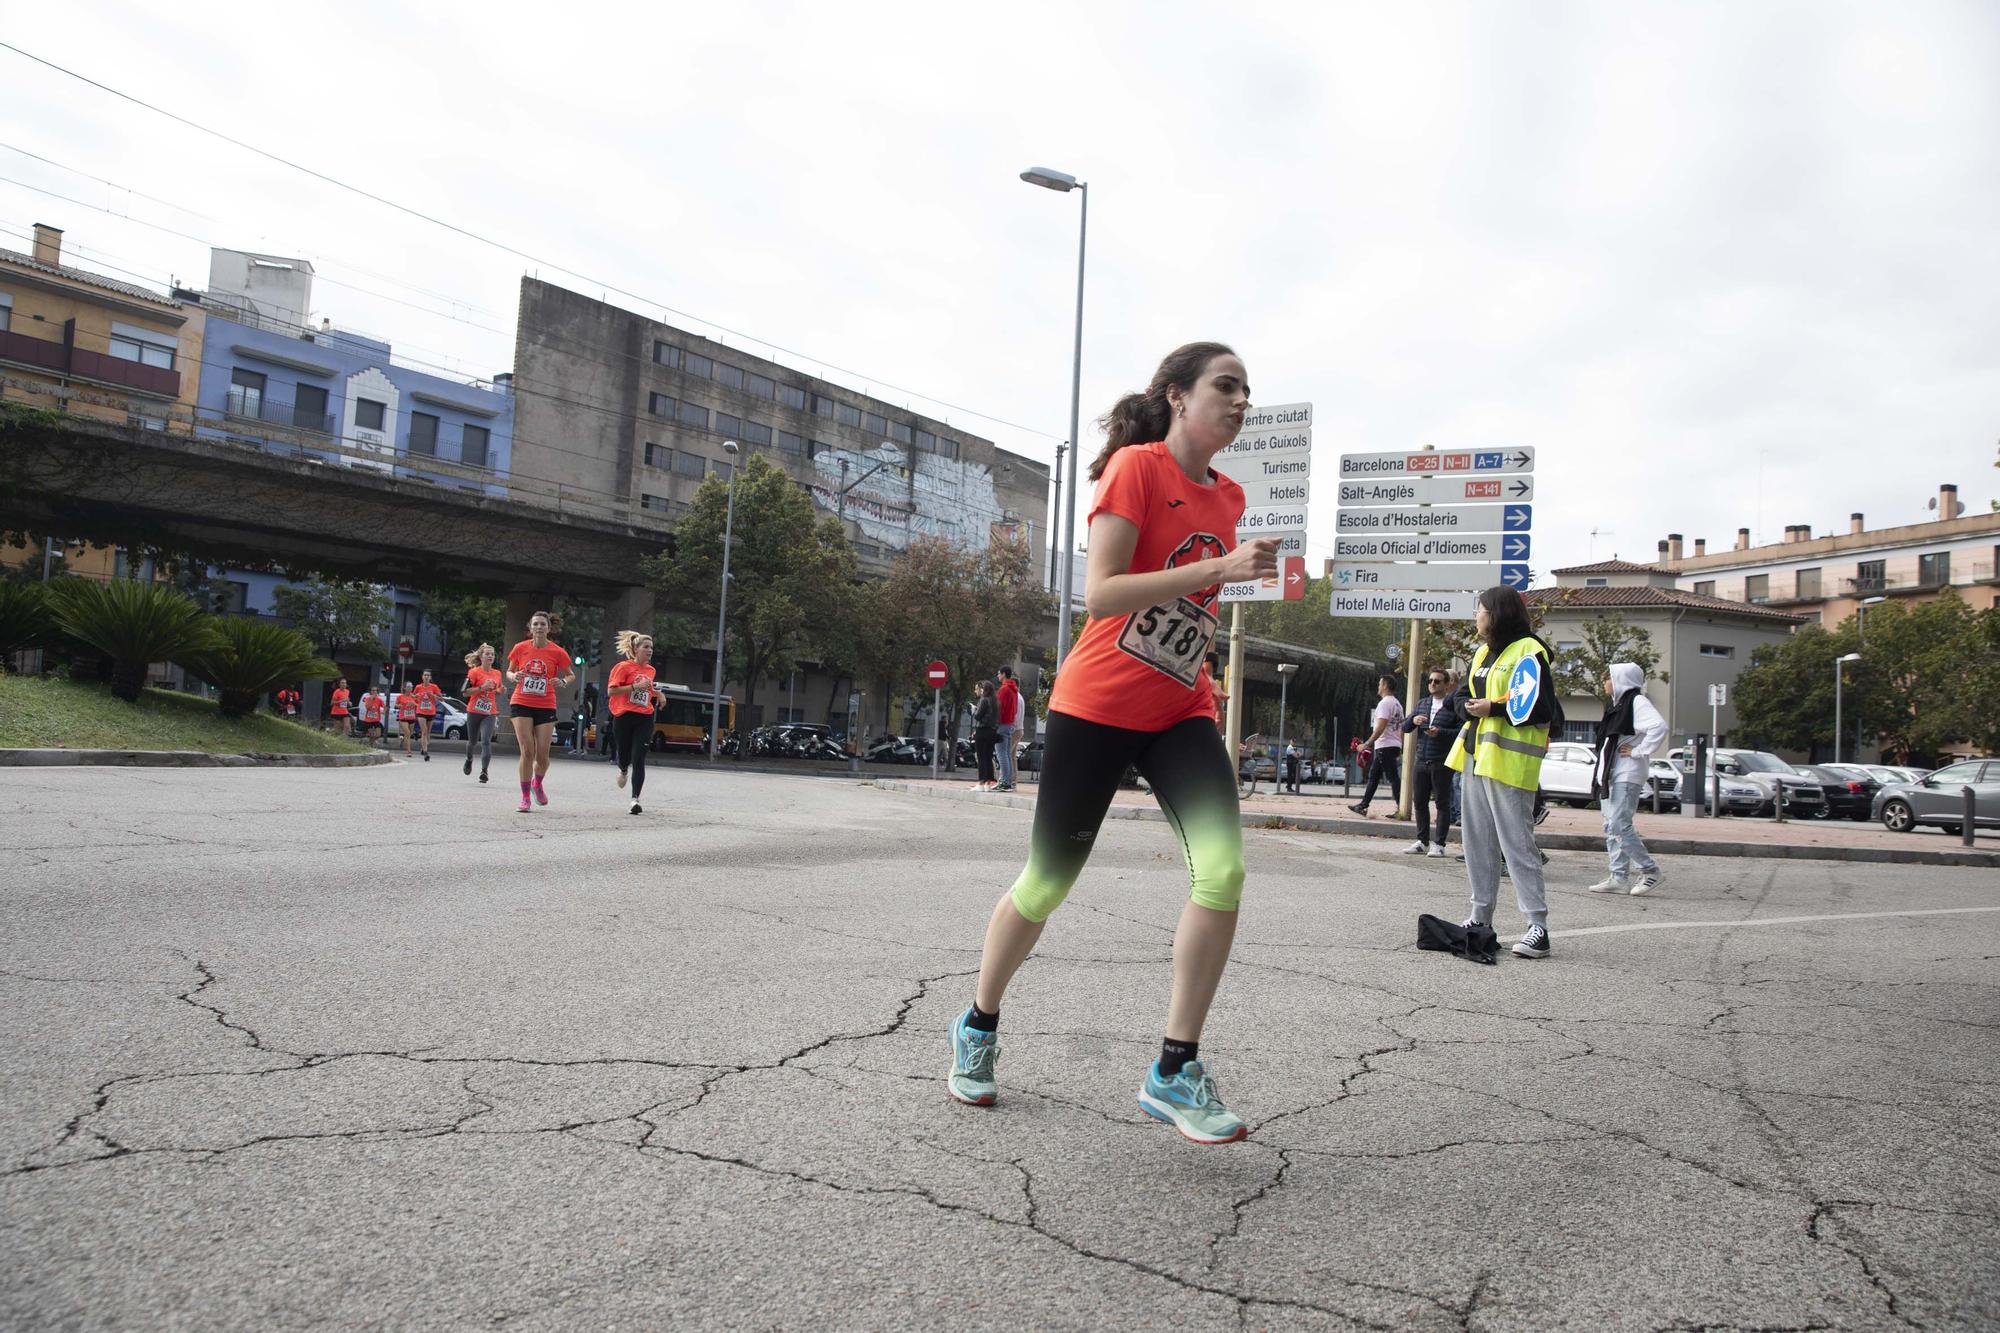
[1401,666,1458,857]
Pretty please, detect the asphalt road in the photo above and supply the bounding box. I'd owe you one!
[3,757,1995,1330]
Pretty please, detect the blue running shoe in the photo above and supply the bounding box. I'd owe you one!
[1138,1059,1248,1144]
[947,1008,999,1106]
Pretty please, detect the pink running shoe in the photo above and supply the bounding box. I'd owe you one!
[532,776,549,806]
[516,796,531,813]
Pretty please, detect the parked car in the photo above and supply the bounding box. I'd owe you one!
[1645,758,1682,812]
[383,693,469,739]
[1873,759,2000,835]
[1537,742,1598,806]
[1863,764,1931,786]
[1015,740,1044,774]
[1711,749,1826,818]
[1792,764,1879,821]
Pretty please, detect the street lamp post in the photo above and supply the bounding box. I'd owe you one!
[1020,166,1087,672]
[709,441,740,761]
[1276,664,1299,786]
[1834,651,1861,764]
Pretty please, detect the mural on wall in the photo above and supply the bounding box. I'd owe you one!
[809,442,1009,552]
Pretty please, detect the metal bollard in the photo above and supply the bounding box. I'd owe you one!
[1773,783,1786,823]
[1965,787,1977,848]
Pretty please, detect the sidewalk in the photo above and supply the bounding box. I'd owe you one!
[870,776,2000,868]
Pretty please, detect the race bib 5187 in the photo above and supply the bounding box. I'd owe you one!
[1115,596,1219,689]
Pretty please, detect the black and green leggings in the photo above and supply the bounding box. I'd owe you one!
[1008,711,1246,923]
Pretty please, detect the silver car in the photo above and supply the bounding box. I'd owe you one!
[1712,749,1827,818]
[1873,759,2000,835]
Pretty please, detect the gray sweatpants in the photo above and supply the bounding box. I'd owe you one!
[465,713,496,773]
[1461,771,1548,928]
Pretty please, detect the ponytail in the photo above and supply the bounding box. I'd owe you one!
[615,629,652,660]
[463,642,493,669]
[1088,340,1236,481]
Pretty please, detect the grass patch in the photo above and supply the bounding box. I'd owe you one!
[0,673,372,755]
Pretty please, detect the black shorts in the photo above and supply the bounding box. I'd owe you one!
[509,702,558,724]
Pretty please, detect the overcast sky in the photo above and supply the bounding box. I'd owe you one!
[6,1,1995,577]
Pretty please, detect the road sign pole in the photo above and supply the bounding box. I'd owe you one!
[1398,617,1422,819]
[1225,604,1245,771]
[930,687,941,782]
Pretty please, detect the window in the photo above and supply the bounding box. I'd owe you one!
[408,412,439,456]
[0,292,10,332]
[1585,577,1608,587]
[127,401,169,432]
[640,492,671,512]
[1699,644,1734,659]
[1796,567,1821,599]
[1929,761,1983,785]
[914,429,936,453]
[715,412,741,438]
[811,394,835,419]
[683,352,712,379]
[836,403,862,428]
[1855,559,1885,592]
[677,400,709,429]
[649,392,676,418]
[1744,574,1769,602]
[933,436,958,460]
[652,341,677,367]
[463,424,490,468]
[356,398,387,431]
[1556,640,1581,656]
[669,450,706,479]
[863,411,888,437]
[1693,580,1715,596]
[779,385,807,410]
[747,373,775,401]
[714,459,734,482]
[645,442,669,468]
[715,363,743,391]
[216,581,249,616]
[742,420,772,447]
[1918,552,1950,587]
[293,383,328,431]
[777,430,803,453]
[889,420,913,445]
[108,323,175,369]
[230,367,267,415]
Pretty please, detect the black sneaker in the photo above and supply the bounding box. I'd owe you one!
[1349,802,1369,816]
[629,801,642,815]
[463,759,472,776]
[478,771,489,783]
[1512,924,1551,959]
[423,752,430,762]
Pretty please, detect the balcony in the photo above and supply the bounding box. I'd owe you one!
[0,324,180,398]
[225,386,334,434]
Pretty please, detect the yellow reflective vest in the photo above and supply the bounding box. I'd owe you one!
[1445,636,1551,792]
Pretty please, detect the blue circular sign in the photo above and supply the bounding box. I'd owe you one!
[1505,656,1542,726]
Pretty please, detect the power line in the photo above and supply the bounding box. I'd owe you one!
[0,41,1060,443]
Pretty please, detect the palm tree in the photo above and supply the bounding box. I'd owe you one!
[48,580,220,702]
[177,617,336,718]
[0,582,54,661]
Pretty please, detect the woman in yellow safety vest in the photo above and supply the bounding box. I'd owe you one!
[1446,585,1557,958]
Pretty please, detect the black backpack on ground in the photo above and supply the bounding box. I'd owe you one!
[1416,913,1499,965]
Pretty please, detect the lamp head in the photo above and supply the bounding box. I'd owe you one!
[1838,652,1862,663]
[722,440,739,455]
[1277,663,1299,675]
[1020,167,1079,192]
[1860,595,1886,607]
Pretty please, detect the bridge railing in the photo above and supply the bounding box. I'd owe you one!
[2,370,671,536]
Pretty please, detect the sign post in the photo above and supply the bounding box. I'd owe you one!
[1219,403,1312,767]
[1708,682,1727,816]
[926,660,948,782]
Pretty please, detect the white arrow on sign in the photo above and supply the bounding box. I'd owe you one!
[1235,475,1312,508]
[1335,503,1533,534]
[1338,446,1535,478]
[1329,589,1480,621]
[1331,562,1505,592]
[1337,474,1534,507]
[1334,532,1532,562]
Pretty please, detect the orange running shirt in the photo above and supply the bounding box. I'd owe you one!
[508,639,572,708]
[329,688,350,717]
[1047,442,1244,733]
[395,692,417,720]
[463,667,503,715]
[411,682,442,716]
[607,661,658,716]
[360,693,384,723]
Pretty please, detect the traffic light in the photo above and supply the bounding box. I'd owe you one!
[576,653,587,666]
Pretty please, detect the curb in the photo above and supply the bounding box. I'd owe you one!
[0,748,394,769]
[866,780,2000,870]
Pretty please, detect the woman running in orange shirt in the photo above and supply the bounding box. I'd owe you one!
[327,678,352,737]
[410,669,443,761]
[461,644,503,782]
[358,683,386,742]
[605,630,657,815]
[506,611,574,812]
[395,686,418,756]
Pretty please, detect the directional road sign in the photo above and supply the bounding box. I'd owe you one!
[1218,427,1311,465]
[1333,532,1531,562]
[1338,446,1534,479]
[1238,503,1310,537]
[1235,474,1312,508]
[1334,503,1532,534]
[1219,555,1309,604]
[1330,562,1529,592]
[1337,474,1534,507]
[1329,589,1479,620]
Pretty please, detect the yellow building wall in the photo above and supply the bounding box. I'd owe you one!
[0,264,202,427]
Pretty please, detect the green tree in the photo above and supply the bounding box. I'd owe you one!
[642,454,857,740]
[271,580,391,660]
[0,581,54,661]
[416,590,506,670]
[884,535,1049,756]
[1544,610,1667,700]
[178,618,336,718]
[48,579,221,702]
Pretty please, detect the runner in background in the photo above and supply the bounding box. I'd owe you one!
[276,686,301,720]
[605,630,657,815]
[328,678,351,738]
[506,611,574,813]
[947,341,1278,1145]
[395,686,417,757]
[408,669,442,762]
[358,682,386,743]
[461,644,502,782]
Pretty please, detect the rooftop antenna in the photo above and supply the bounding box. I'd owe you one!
[1588,526,1616,559]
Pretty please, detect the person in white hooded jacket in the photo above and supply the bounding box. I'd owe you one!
[1589,662,1667,895]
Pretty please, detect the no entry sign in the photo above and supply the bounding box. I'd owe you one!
[925,660,948,688]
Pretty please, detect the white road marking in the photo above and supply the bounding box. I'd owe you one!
[1553,906,2000,939]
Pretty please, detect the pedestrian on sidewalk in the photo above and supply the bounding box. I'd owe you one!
[995,666,1021,791]
[1589,662,1667,896]
[1349,675,1404,816]
[969,680,1000,792]
[1283,742,1301,792]
[1447,586,1557,959]
[461,644,502,782]
[948,341,1276,1144]
[1401,665,1458,857]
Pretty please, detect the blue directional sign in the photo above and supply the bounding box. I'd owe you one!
[1503,505,1532,531]
[1500,564,1531,590]
[1505,655,1543,725]
[1472,448,1535,472]
[1504,534,1532,559]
